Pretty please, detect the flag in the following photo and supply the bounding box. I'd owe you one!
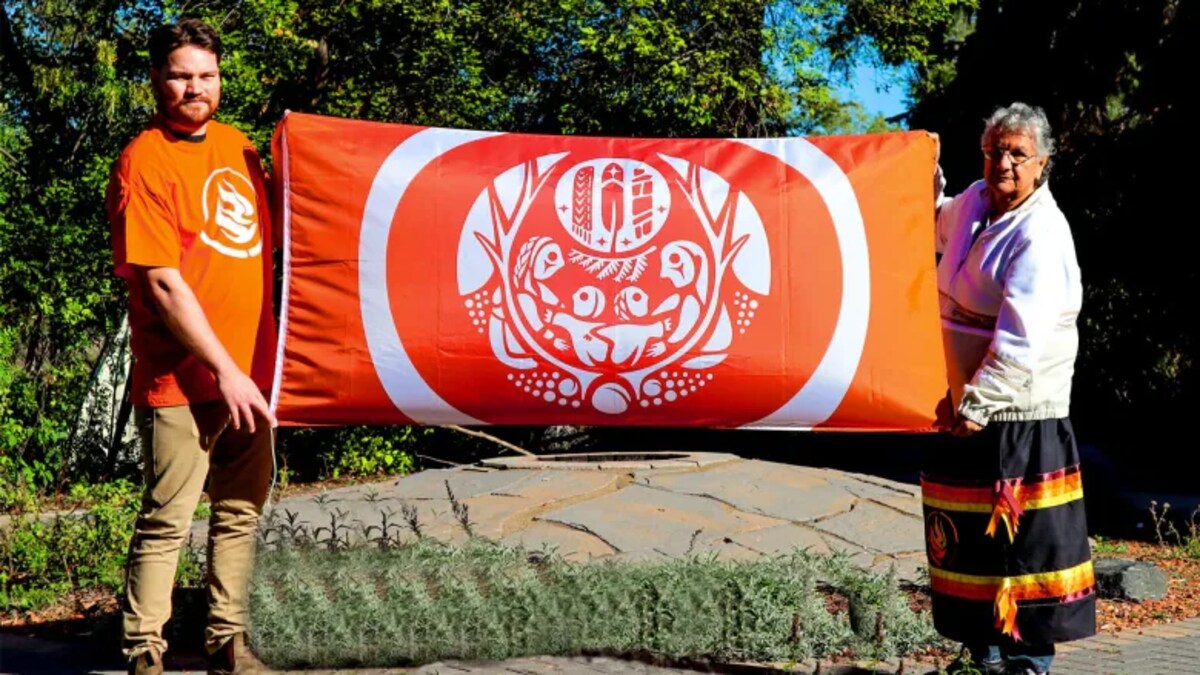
[269,112,946,430]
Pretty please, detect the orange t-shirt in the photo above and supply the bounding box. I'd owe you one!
[107,116,276,407]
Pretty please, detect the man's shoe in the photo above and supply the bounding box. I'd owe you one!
[127,650,164,675]
[925,656,1006,675]
[207,632,261,674]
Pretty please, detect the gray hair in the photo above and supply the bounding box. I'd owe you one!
[981,102,1055,158]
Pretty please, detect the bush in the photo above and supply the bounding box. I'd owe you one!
[0,479,205,611]
[249,533,942,669]
[823,552,941,661]
[277,426,427,482]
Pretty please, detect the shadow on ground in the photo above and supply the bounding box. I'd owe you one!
[0,588,206,674]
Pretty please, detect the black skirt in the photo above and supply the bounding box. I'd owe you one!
[920,419,1096,645]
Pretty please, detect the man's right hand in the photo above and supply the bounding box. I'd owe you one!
[145,266,277,432]
[216,366,275,433]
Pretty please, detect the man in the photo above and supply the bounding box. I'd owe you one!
[107,17,277,675]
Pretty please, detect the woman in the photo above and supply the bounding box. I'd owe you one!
[922,102,1096,675]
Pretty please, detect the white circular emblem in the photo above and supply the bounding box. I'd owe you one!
[200,168,262,259]
[358,131,869,428]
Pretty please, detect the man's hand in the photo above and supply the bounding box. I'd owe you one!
[216,366,275,433]
[145,266,277,432]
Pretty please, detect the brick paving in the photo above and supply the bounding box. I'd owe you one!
[404,619,1200,674]
[3,607,1198,674]
[1050,617,1200,674]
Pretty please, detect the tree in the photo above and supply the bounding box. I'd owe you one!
[906,0,1196,481]
[1,0,973,498]
[1,1,161,500]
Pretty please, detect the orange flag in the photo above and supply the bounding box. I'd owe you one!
[269,112,946,430]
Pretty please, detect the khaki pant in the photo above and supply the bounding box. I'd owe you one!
[122,402,273,659]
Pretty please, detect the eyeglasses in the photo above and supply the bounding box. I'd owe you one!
[982,147,1037,166]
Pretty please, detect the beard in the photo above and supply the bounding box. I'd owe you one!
[159,94,218,131]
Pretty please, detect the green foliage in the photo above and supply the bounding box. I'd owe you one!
[818,0,979,71]
[249,537,939,668]
[0,478,208,610]
[324,427,420,479]
[0,479,139,610]
[906,1,1198,464]
[823,551,941,661]
[1148,501,1200,560]
[206,0,942,138]
[1,1,155,496]
[0,0,975,504]
[278,426,426,481]
[1090,535,1128,556]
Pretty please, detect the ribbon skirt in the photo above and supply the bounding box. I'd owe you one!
[921,419,1097,645]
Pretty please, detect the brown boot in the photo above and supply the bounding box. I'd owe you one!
[207,633,262,674]
[127,649,164,675]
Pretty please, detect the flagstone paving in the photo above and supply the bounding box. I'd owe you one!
[200,453,930,582]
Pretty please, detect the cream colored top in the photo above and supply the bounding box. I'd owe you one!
[934,175,1082,425]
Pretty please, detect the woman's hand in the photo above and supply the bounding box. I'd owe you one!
[952,414,984,437]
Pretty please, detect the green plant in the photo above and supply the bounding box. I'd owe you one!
[934,650,985,675]
[176,534,206,588]
[401,502,424,540]
[0,479,140,610]
[1091,535,1128,556]
[1148,501,1200,559]
[822,553,942,662]
[445,480,475,539]
[0,472,39,514]
[248,509,943,669]
[330,428,420,479]
[193,501,212,521]
[276,462,295,490]
[250,542,865,668]
[280,426,425,481]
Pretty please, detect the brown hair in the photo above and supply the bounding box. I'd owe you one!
[148,18,222,69]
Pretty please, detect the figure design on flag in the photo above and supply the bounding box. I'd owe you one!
[458,153,771,415]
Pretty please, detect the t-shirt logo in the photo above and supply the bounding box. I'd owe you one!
[200,168,262,258]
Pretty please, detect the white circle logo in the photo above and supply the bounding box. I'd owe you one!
[201,168,262,258]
